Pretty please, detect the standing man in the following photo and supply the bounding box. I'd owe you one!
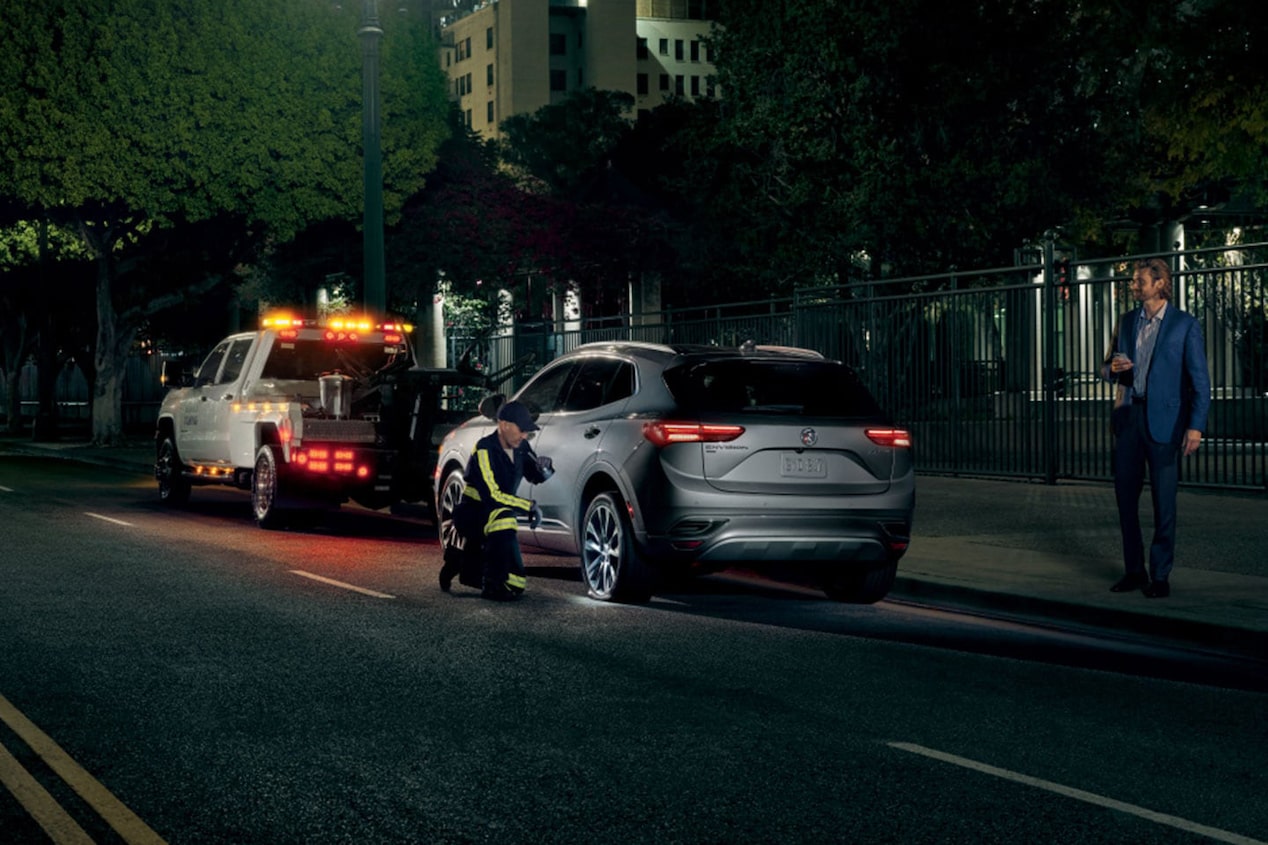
[1103,257,1210,598]
[440,400,552,602]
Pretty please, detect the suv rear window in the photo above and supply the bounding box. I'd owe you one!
[663,359,886,419]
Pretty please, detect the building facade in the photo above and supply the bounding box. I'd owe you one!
[439,0,717,138]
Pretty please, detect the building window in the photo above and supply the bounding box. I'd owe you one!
[637,37,648,60]
[486,27,493,49]
[466,72,473,95]
[675,39,684,61]
[550,33,566,55]
[487,63,494,86]
[487,101,494,123]
[658,38,668,55]
[465,108,472,127]
[691,75,700,96]
[637,73,649,95]
[690,40,699,62]
[550,69,567,91]
[706,78,716,98]
[659,73,669,91]
[675,74,684,96]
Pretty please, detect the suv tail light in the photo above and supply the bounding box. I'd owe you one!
[865,428,912,448]
[642,421,745,447]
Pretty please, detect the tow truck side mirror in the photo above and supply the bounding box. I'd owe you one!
[161,359,191,389]
[479,393,506,421]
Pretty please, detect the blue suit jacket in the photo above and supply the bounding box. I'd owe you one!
[1103,304,1211,444]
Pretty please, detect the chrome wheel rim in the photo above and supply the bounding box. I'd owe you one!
[582,499,621,598]
[439,472,465,550]
[156,442,176,497]
[253,453,275,519]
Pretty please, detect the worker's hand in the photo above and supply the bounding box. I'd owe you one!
[1183,429,1202,457]
[536,455,555,480]
[528,501,543,530]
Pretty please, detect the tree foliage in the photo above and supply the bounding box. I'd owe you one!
[0,0,449,443]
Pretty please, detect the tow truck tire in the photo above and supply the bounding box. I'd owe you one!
[252,445,289,530]
[156,436,191,506]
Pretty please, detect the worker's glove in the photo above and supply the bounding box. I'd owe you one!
[528,501,543,530]
[536,455,554,481]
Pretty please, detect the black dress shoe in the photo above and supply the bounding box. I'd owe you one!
[1143,580,1170,598]
[1110,572,1149,592]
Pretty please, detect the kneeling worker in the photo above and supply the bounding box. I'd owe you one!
[442,400,553,601]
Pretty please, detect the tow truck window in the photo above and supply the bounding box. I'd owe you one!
[193,341,230,386]
[260,340,393,381]
[217,339,254,384]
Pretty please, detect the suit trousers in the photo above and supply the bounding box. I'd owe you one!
[1113,400,1180,582]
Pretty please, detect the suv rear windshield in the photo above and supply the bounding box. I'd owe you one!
[663,359,886,419]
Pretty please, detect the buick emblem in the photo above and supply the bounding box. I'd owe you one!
[800,427,817,447]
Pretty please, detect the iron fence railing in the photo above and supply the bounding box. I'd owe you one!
[447,243,1268,491]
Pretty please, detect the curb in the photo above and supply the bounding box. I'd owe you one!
[892,575,1268,665]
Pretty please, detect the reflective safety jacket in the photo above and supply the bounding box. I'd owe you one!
[457,430,547,536]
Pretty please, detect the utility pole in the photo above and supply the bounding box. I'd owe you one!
[359,0,385,315]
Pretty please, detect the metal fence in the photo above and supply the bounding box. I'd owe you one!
[450,242,1268,491]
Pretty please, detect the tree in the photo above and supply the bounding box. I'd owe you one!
[0,0,449,445]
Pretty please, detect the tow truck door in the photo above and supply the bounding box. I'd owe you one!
[178,340,230,464]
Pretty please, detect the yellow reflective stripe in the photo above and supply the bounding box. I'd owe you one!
[506,573,527,589]
[462,488,482,502]
[486,508,519,534]
[476,448,533,511]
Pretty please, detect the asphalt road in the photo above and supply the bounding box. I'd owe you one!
[2,456,1266,844]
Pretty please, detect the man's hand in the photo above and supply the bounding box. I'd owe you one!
[528,501,543,529]
[536,455,555,481]
[1183,429,1202,457]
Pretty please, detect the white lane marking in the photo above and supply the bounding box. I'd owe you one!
[0,485,14,493]
[289,570,396,599]
[888,742,1267,845]
[85,512,134,527]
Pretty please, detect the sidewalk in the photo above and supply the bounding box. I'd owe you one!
[3,434,1266,664]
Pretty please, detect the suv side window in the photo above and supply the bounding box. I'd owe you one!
[216,338,254,385]
[193,341,230,387]
[561,357,633,412]
[516,361,577,415]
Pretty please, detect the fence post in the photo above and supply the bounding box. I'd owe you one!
[1042,233,1059,484]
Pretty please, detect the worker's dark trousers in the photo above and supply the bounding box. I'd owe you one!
[483,529,527,594]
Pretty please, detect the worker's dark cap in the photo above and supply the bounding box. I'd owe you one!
[497,400,539,432]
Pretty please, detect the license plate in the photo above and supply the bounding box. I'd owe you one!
[780,453,826,478]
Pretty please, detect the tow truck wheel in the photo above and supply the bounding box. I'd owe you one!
[438,467,466,553]
[252,445,288,529]
[156,436,191,506]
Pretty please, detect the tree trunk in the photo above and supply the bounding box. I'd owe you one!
[91,254,129,446]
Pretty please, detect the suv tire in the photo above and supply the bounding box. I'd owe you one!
[581,492,652,604]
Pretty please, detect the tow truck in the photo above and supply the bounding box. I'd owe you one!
[154,312,494,528]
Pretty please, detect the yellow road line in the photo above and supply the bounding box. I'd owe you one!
[0,693,166,845]
[0,741,95,845]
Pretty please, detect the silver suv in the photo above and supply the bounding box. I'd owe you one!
[434,342,914,603]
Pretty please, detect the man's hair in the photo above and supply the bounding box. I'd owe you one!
[1134,257,1173,300]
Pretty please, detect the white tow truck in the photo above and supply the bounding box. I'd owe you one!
[154,313,488,528]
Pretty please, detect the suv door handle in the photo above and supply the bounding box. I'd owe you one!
[221,394,234,401]
[584,426,601,439]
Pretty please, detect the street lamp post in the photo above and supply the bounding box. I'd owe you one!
[359,0,385,315]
